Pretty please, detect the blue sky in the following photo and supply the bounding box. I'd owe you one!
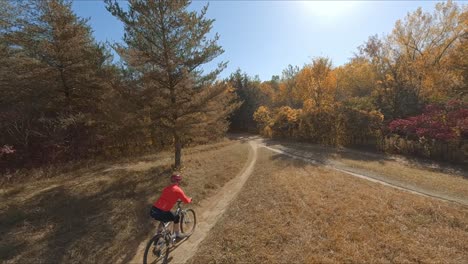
[72,1,445,81]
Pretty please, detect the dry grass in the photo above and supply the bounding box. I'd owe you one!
[189,148,468,264]
[0,138,235,187]
[266,140,468,204]
[337,158,468,203]
[0,140,250,263]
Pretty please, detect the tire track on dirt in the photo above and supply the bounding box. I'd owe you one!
[129,141,258,263]
[261,144,468,206]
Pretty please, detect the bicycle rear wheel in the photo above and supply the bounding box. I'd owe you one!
[143,234,169,264]
[180,209,196,235]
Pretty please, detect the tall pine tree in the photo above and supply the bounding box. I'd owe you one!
[106,0,238,169]
[1,0,113,164]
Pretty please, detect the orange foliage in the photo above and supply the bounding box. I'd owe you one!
[253,106,273,137]
[295,57,337,109]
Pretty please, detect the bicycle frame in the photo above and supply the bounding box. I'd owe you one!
[144,200,196,264]
[155,200,184,242]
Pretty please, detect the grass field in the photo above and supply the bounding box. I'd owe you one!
[0,140,250,263]
[189,147,468,263]
[267,140,468,204]
[339,158,468,204]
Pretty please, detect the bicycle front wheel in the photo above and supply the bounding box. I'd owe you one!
[143,234,169,264]
[180,209,196,235]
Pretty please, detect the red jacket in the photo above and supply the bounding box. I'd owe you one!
[153,184,192,211]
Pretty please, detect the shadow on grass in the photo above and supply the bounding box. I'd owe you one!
[226,133,257,144]
[269,152,323,169]
[0,165,172,263]
[262,137,468,181]
[262,137,393,164]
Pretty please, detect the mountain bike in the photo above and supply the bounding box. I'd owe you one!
[143,200,196,264]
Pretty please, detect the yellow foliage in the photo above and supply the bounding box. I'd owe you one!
[259,82,276,103]
[274,82,289,104]
[270,106,302,138]
[254,102,383,146]
[295,57,337,109]
[253,106,272,128]
[303,99,316,112]
[385,0,466,102]
[275,106,301,123]
[335,58,377,99]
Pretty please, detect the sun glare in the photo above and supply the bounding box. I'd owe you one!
[301,1,359,21]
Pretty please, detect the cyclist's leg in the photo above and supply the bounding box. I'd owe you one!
[150,207,163,233]
[157,221,163,233]
[172,212,181,235]
[150,206,174,225]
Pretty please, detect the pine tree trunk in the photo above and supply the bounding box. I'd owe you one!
[174,133,182,169]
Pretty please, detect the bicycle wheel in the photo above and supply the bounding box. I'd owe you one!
[143,234,169,264]
[180,209,196,235]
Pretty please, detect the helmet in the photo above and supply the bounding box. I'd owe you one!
[171,174,182,183]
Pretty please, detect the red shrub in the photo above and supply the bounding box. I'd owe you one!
[388,100,468,141]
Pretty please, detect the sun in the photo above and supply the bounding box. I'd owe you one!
[301,1,359,20]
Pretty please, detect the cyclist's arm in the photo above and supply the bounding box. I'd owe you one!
[178,189,192,204]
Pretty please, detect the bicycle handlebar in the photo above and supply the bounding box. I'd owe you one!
[177,198,193,204]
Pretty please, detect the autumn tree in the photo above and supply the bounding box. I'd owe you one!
[270,106,301,138]
[253,106,273,137]
[336,58,376,98]
[335,57,377,111]
[295,57,337,110]
[360,1,467,119]
[448,9,468,100]
[391,1,465,101]
[276,65,301,108]
[1,0,114,166]
[106,0,238,169]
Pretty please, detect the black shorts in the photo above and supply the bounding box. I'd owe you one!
[150,206,180,223]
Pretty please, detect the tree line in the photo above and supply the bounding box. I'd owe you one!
[0,0,238,171]
[228,1,467,163]
[1,0,466,171]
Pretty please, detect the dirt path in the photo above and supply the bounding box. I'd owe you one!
[259,142,468,206]
[129,136,465,264]
[129,141,258,263]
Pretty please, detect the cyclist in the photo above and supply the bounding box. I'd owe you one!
[150,173,192,240]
